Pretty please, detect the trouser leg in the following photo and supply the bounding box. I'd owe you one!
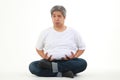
[55,58,87,74]
[29,61,57,77]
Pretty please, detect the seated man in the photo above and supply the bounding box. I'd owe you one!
[29,5,87,78]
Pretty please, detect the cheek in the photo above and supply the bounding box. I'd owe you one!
[52,19,55,22]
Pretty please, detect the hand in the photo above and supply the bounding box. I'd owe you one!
[44,53,54,61]
[62,52,75,60]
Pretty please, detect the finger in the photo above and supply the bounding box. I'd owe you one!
[50,57,54,61]
[71,52,75,56]
[65,55,71,60]
[44,53,48,57]
[71,52,75,58]
[62,57,67,60]
[48,55,52,61]
[44,53,49,60]
[50,56,54,61]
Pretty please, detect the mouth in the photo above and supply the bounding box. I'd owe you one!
[55,22,60,24]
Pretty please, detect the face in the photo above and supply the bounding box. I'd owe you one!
[51,11,65,27]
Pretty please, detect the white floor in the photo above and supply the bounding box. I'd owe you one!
[0,69,120,80]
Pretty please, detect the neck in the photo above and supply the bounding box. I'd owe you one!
[53,25,66,32]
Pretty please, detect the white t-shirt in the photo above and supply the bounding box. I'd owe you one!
[36,27,85,60]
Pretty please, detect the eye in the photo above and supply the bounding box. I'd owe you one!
[58,15,61,17]
[52,15,56,18]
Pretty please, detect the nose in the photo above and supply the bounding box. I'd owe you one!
[55,17,59,21]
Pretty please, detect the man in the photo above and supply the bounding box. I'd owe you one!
[29,5,87,78]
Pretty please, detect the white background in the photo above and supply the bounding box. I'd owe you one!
[0,0,120,74]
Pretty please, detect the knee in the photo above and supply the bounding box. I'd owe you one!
[79,58,87,72]
[74,58,87,73]
[29,62,35,74]
[29,61,40,75]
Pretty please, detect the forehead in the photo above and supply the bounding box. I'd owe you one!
[52,11,63,15]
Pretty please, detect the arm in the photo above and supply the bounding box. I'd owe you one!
[64,49,85,60]
[74,30,85,58]
[74,49,85,58]
[36,48,53,61]
[36,48,45,59]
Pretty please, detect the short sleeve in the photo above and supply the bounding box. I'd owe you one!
[35,30,46,50]
[74,30,86,50]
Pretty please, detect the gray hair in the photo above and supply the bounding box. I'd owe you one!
[50,5,66,17]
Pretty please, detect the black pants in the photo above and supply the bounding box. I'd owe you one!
[29,58,87,77]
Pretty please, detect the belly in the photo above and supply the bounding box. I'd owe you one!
[47,49,74,60]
